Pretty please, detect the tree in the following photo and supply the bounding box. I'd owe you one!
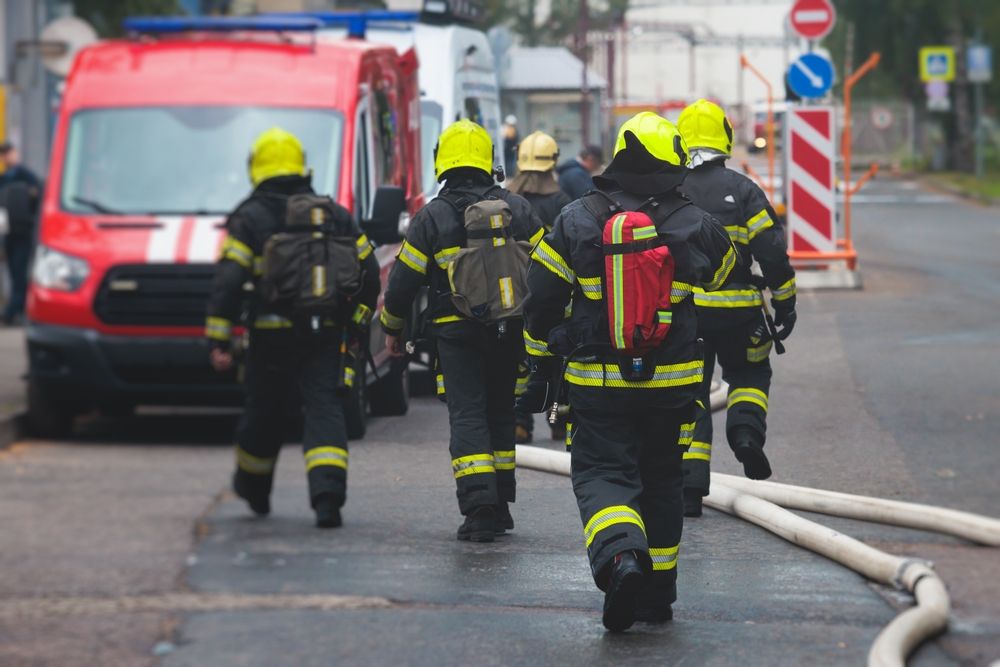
[73,0,182,37]
[484,0,628,48]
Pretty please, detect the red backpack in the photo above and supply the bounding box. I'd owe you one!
[603,211,675,354]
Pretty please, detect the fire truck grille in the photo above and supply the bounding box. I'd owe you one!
[95,264,216,327]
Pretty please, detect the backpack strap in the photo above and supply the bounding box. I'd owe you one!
[437,183,502,215]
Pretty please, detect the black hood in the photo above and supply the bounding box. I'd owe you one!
[593,131,688,196]
[254,173,314,196]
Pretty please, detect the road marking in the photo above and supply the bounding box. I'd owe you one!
[850,194,954,205]
[0,592,394,618]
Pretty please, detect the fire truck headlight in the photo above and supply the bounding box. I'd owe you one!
[32,245,91,292]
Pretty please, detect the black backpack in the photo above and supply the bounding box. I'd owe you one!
[259,194,363,322]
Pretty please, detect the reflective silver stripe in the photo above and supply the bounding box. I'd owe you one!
[772,277,797,301]
[236,447,276,475]
[452,455,495,472]
[524,331,553,357]
[705,246,737,291]
[494,450,516,470]
[356,234,374,260]
[304,446,348,471]
[577,276,602,300]
[398,241,428,274]
[724,225,749,245]
[649,546,679,571]
[565,361,702,385]
[380,308,405,331]
[434,246,461,269]
[747,209,774,238]
[678,422,695,446]
[583,507,645,547]
[693,289,763,309]
[728,387,769,412]
[747,341,773,363]
[671,282,694,304]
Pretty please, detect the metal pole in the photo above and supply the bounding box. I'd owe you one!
[973,28,985,180]
[740,54,776,203]
[842,52,881,263]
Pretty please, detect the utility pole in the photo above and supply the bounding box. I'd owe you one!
[973,25,985,180]
[949,7,973,172]
[578,0,591,146]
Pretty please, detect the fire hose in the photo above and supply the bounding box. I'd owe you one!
[512,445,1000,667]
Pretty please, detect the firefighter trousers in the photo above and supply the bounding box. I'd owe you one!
[571,404,692,604]
[232,329,350,510]
[683,313,773,496]
[436,322,521,515]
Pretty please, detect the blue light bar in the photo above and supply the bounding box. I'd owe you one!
[123,16,324,34]
[265,11,420,38]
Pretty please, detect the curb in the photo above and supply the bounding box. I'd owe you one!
[917,174,1000,207]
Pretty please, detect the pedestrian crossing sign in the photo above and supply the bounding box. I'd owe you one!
[919,46,955,83]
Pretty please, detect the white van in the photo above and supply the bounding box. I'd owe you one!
[304,5,504,197]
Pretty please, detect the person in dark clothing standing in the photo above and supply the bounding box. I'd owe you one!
[380,120,543,542]
[676,99,797,518]
[206,128,381,528]
[556,144,603,201]
[0,142,42,325]
[507,130,571,444]
[522,112,736,631]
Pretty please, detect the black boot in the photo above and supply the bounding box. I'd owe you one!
[495,501,514,534]
[683,488,704,518]
[457,506,496,542]
[731,427,772,480]
[634,586,674,624]
[233,472,270,516]
[314,493,342,529]
[602,551,646,632]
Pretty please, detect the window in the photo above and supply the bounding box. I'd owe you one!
[61,106,344,215]
[420,100,443,196]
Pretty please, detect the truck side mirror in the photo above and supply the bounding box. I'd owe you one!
[362,185,407,245]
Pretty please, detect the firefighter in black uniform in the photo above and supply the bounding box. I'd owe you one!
[206,128,381,528]
[522,112,737,631]
[380,120,543,542]
[507,130,572,444]
[676,99,797,518]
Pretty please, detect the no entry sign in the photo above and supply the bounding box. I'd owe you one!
[786,107,836,253]
[789,0,836,41]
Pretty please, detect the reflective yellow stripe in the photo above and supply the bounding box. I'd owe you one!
[728,387,769,412]
[565,360,703,390]
[532,239,575,284]
[724,225,750,245]
[524,330,553,357]
[343,365,355,388]
[452,453,495,479]
[356,234,374,260]
[683,441,711,461]
[577,276,602,300]
[432,314,464,324]
[671,281,694,304]
[649,545,679,571]
[514,374,529,396]
[380,307,405,331]
[304,446,349,472]
[747,340,773,363]
[220,236,253,268]
[632,225,658,241]
[529,227,545,246]
[205,316,232,341]
[565,422,573,449]
[352,303,373,326]
[494,449,516,471]
[692,287,763,309]
[252,314,294,329]
[436,373,446,396]
[678,421,695,447]
[610,214,627,350]
[584,505,645,548]
[236,446,276,475]
[498,276,514,309]
[434,246,461,269]
[705,245,737,291]
[398,240,428,274]
[747,209,774,240]
[772,276,797,302]
[657,310,673,325]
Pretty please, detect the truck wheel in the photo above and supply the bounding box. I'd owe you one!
[27,379,76,439]
[344,358,367,440]
[368,360,409,417]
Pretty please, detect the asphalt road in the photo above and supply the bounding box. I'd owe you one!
[1,175,997,666]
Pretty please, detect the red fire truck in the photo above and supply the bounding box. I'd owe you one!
[26,16,423,437]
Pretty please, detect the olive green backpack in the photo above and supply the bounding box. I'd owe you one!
[447,198,532,323]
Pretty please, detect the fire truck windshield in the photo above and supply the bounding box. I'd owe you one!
[60,106,344,215]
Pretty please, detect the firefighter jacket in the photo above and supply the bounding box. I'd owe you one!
[680,161,796,330]
[523,187,737,412]
[379,174,544,336]
[205,175,381,348]
[522,190,572,231]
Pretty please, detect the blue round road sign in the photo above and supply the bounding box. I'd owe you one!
[788,53,835,99]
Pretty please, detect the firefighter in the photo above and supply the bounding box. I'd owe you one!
[206,128,381,528]
[522,112,737,631]
[507,131,571,444]
[676,99,797,518]
[380,120,544,542]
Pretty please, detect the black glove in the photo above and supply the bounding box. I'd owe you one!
[514,357,560,414]
[772,304,796,341]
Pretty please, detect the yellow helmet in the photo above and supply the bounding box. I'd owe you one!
[249,127,306,185]
[517,131,560,172]
[677,99,734,155]
[434,119,493,182]
[614,112,687,166]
